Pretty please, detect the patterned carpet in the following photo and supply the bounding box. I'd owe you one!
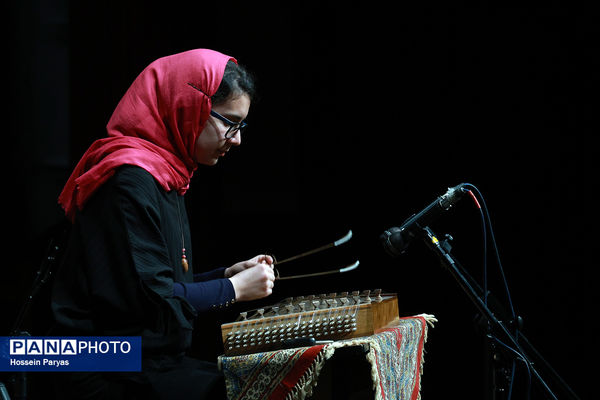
[219,314,436,400]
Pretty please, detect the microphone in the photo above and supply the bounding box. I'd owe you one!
[380,183,467,257]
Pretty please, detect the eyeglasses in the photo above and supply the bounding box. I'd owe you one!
[210,110,247,139]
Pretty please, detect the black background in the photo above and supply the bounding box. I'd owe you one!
[4,1,594,399]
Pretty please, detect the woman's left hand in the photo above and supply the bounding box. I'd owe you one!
[224,254,274,278]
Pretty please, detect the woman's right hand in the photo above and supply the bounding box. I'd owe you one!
[228,260,275,302]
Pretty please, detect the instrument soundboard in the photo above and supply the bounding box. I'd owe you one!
[221,289,399,356]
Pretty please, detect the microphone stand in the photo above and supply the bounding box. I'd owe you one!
[417,225,580,400]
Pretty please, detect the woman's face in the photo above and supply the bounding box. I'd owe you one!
[194,94,250,165]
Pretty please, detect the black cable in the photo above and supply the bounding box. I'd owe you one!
[463,183,519,398]
[463,183,517,325]
[490,334,534,400]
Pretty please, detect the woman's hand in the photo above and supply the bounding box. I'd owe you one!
[226,255,275,301]
[224,254,274,278]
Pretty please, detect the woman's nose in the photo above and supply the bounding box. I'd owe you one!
[228,131,242,146]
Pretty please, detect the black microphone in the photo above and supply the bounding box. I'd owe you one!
[380,183,467,257]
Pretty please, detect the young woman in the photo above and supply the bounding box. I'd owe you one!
[51,49,275,399]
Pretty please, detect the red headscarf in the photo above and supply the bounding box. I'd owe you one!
[58,49,236,222]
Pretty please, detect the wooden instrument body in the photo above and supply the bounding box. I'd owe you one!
[221,290,399,356]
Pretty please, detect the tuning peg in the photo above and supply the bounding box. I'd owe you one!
[361,290,371,303]
[372,289,383,303]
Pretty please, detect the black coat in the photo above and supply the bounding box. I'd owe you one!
[50,165,231,399]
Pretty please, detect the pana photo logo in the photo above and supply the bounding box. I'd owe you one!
[10,338,132,355]
[0,336,141,372]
